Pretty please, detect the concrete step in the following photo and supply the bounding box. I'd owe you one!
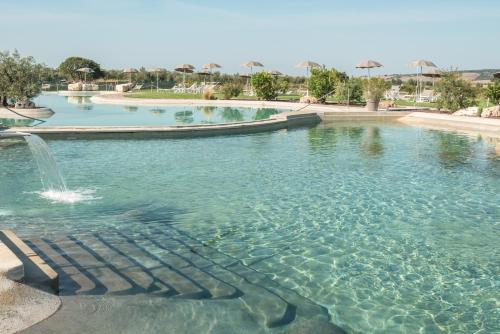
[0,240,23,281]
[0,230,58,292]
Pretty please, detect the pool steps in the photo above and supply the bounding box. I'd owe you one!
[0,230,59,293]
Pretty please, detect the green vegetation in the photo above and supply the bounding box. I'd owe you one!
[393,99,437,108]
[0,50,45,106]
[251,72,280,100]
[308,67,346,103]
[435,70,476,112]
[362,77,389,101]
[58,56,103,81]
[483,81,500,105]
[335,78,364,104]
[220,83,243,99]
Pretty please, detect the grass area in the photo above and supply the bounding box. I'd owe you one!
[393,99,437,108]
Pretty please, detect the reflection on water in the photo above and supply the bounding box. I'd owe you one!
[123,106,139,112]
[220,107,244,122]
[434,131,473,168]
[149,108,166,115]
[175,110,194,124]
[0,118,35,127]
[253,108,279,120]
[361,126,384,157]
[66,96,92,105]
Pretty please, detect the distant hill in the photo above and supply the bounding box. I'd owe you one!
[387,69,499,83]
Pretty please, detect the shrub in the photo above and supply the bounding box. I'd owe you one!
[251,72,279,100]
[220,83,243,99]
[58,56,103,82]
[435,70,476,112]
[335,77,364,104]
[362,77,389,101]
[483,82,500,105]
[308,67,345,103]
[202,87,215,100]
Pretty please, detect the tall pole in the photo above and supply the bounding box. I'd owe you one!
[156,72,159,92]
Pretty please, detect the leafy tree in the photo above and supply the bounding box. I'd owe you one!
[251,72,280,100]
[401,79,417,95]
[275,78,290,95]
[335,77,364,104]
[58,56,103,81]
[435,70,476,112]
[0,50,44,105]
[308,67,345,103]
[483,82,500,105]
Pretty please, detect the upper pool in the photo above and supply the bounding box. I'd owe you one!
[0,93,285,127]
[1,120,498,333]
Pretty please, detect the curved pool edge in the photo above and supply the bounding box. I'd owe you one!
[4,111,321,140]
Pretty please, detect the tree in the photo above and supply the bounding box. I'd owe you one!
[435,70,476,112]
[251,72,280,100]
[334,77,364,104]
[58,56,103,81]
[308,67,345,103]
[0,50,44,106]
[362,77,389,101]
[221,82,243,99]
[483,82,500,105]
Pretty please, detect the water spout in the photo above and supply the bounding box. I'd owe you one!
[24,134,68,193]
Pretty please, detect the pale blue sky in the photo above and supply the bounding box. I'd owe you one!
[2,0,499,75]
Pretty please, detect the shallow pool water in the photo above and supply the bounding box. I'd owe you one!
[1,121,499,333]
[0,93,285,127]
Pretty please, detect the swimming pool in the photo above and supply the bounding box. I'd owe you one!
[1,120,499,333]
[0,93,285,127]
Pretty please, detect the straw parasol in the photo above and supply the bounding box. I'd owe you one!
[422,68,442,88]
[148,67,166,92]
[241,61,264,75]
[202,63,221,83]
[76,67,94,83]
[123,68,138,83]
[196,70,211,84]
[410,60,437,101]
[175,64,195,91]
[356,60,383,78]
[295,60,320,96]
[269,70,283,76]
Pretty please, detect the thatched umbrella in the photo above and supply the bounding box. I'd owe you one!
[410,60,437,100]
[422,68,442,88]
[356,60,383,78]
[270,70,283,76]
[197,70,211,85]
[295,60,320,96]
[202,63,221,83]
[76,67,94,83]
[123,68,138,83]
[148,68,166,92]
[175,64,195,91]
[241,61,264,75]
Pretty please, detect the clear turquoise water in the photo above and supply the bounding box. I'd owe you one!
[0,93,284,127]
[1,110,499,332]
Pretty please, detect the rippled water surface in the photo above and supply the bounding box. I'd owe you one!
[1,122,499,333]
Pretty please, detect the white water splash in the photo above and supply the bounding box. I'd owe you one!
[37,189,99,204]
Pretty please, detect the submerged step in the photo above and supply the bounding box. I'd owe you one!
[0,230,59,293]
[0,240,24,281]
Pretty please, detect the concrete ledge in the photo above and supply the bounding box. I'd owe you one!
[321,111,412,122]
[399,112,500,138]
[4,111,320,140]
[0,230,59,293]
[0,241,23,281]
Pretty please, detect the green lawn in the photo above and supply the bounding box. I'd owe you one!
[393,99,437,108]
